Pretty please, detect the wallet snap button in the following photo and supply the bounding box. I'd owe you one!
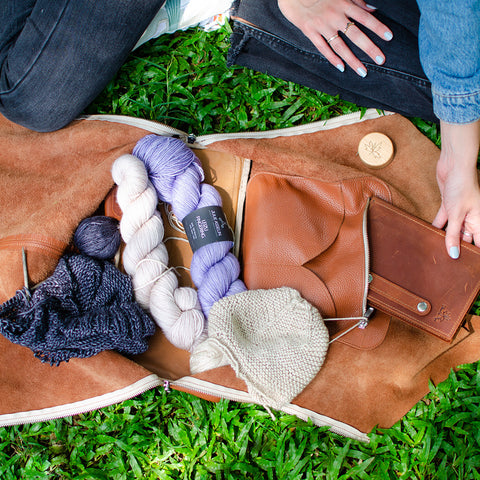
[417,301,428,313]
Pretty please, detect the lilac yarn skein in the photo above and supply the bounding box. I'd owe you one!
[133,135,246,316]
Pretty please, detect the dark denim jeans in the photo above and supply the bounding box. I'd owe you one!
[228,0,436,122]
[0,0,165,132]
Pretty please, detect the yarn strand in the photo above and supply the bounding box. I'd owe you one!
[112,154,206,351]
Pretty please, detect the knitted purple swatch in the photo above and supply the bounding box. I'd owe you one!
[0,254,156,365]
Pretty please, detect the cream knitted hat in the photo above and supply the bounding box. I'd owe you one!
[190,287,329,409]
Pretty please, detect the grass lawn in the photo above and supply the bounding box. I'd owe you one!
[2,22,480,480]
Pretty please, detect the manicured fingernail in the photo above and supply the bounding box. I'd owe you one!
[336,64,345,72]
[366,4,377,9]
[449,246,459,259]
[375,55,384,65]
[357,67,367,77]
[384,31,393,41]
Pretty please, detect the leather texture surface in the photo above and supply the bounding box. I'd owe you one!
[242,174,480,343]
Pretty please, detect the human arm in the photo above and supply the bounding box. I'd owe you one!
[416,0,480,257]
[277,0,393,76]
[432,120,480,258]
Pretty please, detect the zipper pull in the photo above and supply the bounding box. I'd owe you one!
[163,380,171,394]
[359,306,376,329]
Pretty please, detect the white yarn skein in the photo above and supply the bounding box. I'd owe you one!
[112,153,206,351]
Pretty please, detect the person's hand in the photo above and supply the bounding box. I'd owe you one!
[277,0,393,76]
[432,120,480,258]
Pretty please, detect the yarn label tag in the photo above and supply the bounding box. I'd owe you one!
[182,206,234,252]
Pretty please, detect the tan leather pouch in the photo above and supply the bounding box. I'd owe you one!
[242,172,392,348]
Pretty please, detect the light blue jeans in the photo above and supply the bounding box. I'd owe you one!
[0,0,165,132]
[417,0,480,124]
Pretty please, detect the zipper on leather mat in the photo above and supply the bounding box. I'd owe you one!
[1,371,368,442]
[83,109,392,147]
[81,115,192,142]
[362,197,372,318]
[0,375,162,427]
[172,376,369,442]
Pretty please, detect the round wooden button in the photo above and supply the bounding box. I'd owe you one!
[358,132,394,168]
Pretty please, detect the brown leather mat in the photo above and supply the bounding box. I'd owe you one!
[1,111,479,435]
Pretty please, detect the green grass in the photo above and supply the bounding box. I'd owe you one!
[2,365,480,479]
[3,22,480,479]
[85,24,363,134]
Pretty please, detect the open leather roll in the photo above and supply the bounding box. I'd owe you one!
[1,110,480,439]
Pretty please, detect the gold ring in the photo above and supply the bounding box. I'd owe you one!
[343,21,355,34]
[326,33,339,44]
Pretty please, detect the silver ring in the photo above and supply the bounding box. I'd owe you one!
[343,21,355,34]
[462,230,473,237]
[327,33,339,44]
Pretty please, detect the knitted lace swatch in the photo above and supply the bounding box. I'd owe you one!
[0,254,156,365]
[190,287,329,410]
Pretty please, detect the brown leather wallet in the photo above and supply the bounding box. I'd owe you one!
[368,196,480,341]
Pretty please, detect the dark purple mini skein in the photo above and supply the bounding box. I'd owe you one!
[73,216,121,260]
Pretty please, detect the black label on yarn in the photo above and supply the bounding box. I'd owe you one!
[182,206,234,252]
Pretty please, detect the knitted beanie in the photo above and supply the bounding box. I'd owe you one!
[0,254,156,365]
[190,287,329,409]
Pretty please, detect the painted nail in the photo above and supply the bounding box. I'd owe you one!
[384,31,393,41]
[336,64,345,72]
[449,246,460,259]
[375,55,384,65]
[357,67,367,77]
[366,4,377,9]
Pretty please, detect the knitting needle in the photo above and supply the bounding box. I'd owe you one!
[22,247,32,300]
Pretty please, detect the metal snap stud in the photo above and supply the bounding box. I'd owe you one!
[417,301,428,313]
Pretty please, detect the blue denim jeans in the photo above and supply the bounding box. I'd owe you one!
[228,0,436,122]
[0,0,165,132]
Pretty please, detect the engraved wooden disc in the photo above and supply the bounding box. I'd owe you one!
[358,132,394,168]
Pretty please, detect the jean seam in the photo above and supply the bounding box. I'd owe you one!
[432,88,480,100]
[363,63,430,88]
[233,21,430,89]
[0,0,70,95]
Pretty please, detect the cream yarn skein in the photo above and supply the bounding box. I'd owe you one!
[112,154,206,351]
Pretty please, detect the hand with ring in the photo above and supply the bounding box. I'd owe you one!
[277,0,393,76]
